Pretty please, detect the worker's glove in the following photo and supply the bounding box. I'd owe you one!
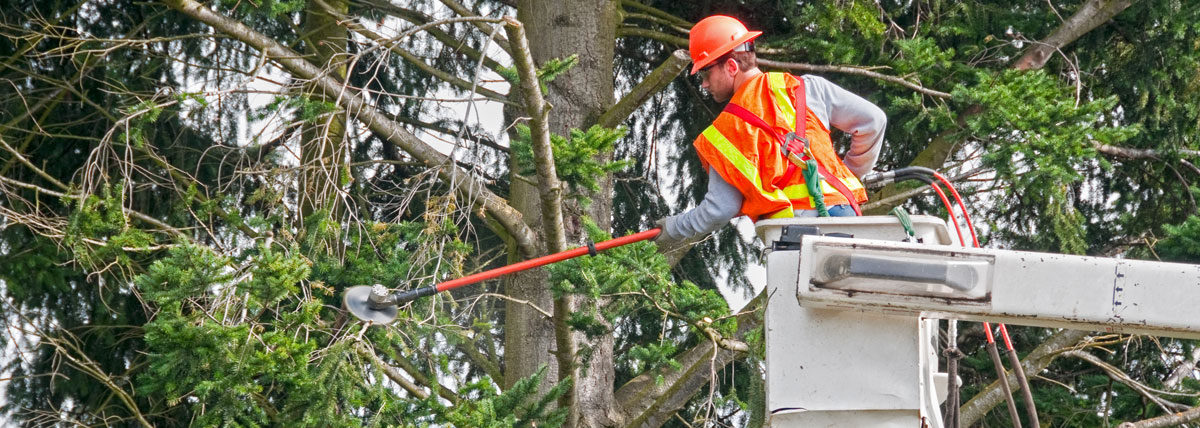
[652,217,686,251]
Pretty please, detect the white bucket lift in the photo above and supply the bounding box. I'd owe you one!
[757,216,1200,428]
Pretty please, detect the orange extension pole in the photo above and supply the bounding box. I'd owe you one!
[389,228,663,304]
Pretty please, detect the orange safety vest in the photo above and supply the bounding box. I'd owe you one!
[693,72,868,221]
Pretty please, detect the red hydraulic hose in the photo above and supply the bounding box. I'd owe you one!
[388,228,663,304]
[934,173,1039,427]
[933,171,979,247]
[985,324,1024,428]
[1000,324,1040,428]
[929,183,966,247]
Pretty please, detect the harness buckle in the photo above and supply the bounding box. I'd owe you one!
[782,132,811,158]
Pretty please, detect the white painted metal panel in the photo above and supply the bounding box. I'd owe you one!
[760,216,954,427]
[768,409,921,427]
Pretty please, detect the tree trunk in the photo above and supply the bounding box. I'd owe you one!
[299,0,348,224]
[511,1,620,427]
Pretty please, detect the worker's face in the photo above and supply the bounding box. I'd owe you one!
[699,58,737,103]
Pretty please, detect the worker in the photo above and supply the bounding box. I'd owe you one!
[655,15,886,249]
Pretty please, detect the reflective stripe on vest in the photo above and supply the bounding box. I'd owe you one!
[701,126,790,204]
[769,73,796,130]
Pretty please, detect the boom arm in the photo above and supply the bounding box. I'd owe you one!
[795,236,1200,339]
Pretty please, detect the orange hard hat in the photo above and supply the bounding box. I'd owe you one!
[688,15,762,74]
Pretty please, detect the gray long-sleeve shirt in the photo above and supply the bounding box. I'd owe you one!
[663,74,886,242]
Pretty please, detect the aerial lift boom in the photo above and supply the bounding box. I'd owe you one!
[758,216,1200,428]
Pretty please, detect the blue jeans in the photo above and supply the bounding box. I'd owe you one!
[794,204,857,217]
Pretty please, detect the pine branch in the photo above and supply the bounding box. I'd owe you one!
[897,0,1139,202]
[163,0,541,257]
[614,293,764,428]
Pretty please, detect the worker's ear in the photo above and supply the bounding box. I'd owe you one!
[724,57,739,76]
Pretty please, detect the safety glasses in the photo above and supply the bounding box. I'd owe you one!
[697,63,719,82]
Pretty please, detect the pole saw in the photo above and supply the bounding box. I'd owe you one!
[342,228,662,323]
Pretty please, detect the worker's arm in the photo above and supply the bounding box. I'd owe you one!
[660,168,742,243]
[803,75,887,178]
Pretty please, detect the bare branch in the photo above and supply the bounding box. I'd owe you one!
[598,49,690,129]
[622,12,689,36]
[502,16,565,254]
[1063,349,1192,414]
[617,26,688,47]
[3,303,155,428]
[960,329,1092,427]
[1094,141,1200,160]
[388,113,508,153]
[163,0,541,257]
[619,0,692,29]
[315,0,511,103]
[435,0,512,52]
[358,0,507,71]
[1013,0,1135,70]
[1117,405,1200,428]
[615,294,763,428]
[0,166,184,238]
[758,58,953,99]
[503,15,581,416]
[359,344,437,401]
